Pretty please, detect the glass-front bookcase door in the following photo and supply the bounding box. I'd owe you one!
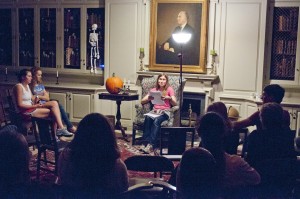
[0,8,12,67]
[40,8,56,68]
[18,8,35,67]
[86,8,105,72]
[63,8,81,70]
[269,5,300,84]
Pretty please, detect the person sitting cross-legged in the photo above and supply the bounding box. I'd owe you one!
[13,69,73,137]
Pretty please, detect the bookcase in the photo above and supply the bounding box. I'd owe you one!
[268,2,300,85]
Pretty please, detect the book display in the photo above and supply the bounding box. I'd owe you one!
[270,7,299,81]
[40,8,56,68]
[0,9,12,67]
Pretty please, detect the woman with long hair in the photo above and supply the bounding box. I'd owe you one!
[57,113,129,195]
[141,73,177,153]
[206,102,239,155]
[30,66,76,133]
[197,112,260,190]
[13,69,72,137]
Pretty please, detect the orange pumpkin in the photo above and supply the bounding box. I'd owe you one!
[105,73,123,94]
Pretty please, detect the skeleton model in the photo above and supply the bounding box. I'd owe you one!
[89,24,99,73]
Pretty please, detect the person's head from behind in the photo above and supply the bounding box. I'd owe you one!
[156,73,169,91]
[0,126,30,187]
[31,66,43,84]
[69,113,120,189]
[261,84,285,104]
[260,102,283,130]
[177,11,189,26]
[206,102,228,121]
[197,112,225,153]
[17,69,32,84]
[178,147,218,199]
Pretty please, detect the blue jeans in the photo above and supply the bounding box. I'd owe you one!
[59,103,73,129]
[142,113,169,147]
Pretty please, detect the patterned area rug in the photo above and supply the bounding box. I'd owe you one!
[29,137,172,184]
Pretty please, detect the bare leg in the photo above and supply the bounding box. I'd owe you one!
[39,101,65,129]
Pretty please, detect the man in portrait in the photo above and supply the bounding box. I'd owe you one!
[156,11,200,65]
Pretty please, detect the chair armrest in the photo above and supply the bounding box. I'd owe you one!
[149,180,177,192]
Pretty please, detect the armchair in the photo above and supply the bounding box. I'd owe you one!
[132,75,185,145]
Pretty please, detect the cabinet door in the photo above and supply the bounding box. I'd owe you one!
[18,7,35,67]
[49,92,67,110]
[0,8,12,67]
[39,7,57,68]
[63,7,81,70]
[268,2,300,85]
[86,7,105,72]
[69,93,91,121]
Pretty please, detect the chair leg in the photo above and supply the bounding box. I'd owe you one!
[132,128,136,145]
[37,150,42,180]
[55,152,59,175]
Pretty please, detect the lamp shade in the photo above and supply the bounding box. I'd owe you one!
[172,33,191,44]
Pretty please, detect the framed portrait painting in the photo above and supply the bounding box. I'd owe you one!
[149,0,208,73]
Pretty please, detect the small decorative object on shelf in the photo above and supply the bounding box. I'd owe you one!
[56,70,59,85]
[4,67,8,82]
[139,48,145,71]
[210,49,217,75]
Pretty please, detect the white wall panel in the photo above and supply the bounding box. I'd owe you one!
[219,0,267,94]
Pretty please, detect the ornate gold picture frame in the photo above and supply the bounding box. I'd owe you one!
[149,0,208,73]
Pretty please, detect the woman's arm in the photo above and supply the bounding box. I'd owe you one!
[38,88,50,101]
[141,93,154,105]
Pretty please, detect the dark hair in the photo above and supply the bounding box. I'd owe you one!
[197,112,226,182]
[178,147,219,199]
[0,125,30,188]
[207,102,232,131]
[155,73,170,92]
[260,102,283,129]
[68,113,120,190]
[263,84,285,103]
[17,69,31,83]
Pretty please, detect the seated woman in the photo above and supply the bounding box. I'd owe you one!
[140,73,177,153]
[57,113,128,196]
[13,69,73,137]
[206,102,240,155]
[176,147,220,199]
[198,112,261,190]
[30,67,76,133]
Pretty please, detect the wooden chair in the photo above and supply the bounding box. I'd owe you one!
[31,116,68,180]
[132,75,186,145]
[160,127,196,161]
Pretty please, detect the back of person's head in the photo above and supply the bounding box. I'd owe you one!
[263,84,285,104]
[178,147,219,199]
[0,125,30,188]
[260,102,283,129]
[207,102,229,122]
[17,69,31,83]
[69,113,120,189]
[197,112,225,151]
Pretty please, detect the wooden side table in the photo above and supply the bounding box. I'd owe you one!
[99,93,139,142]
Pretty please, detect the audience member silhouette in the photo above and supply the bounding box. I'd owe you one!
[57,113,129,197]
[233,84,290,131]
[246,102,296,168]
[176,147,220,199]
[0,125,30,198]
[206,102,239,155]
[198,112,260,190]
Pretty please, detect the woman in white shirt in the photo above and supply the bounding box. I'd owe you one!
[13,69,72,137]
